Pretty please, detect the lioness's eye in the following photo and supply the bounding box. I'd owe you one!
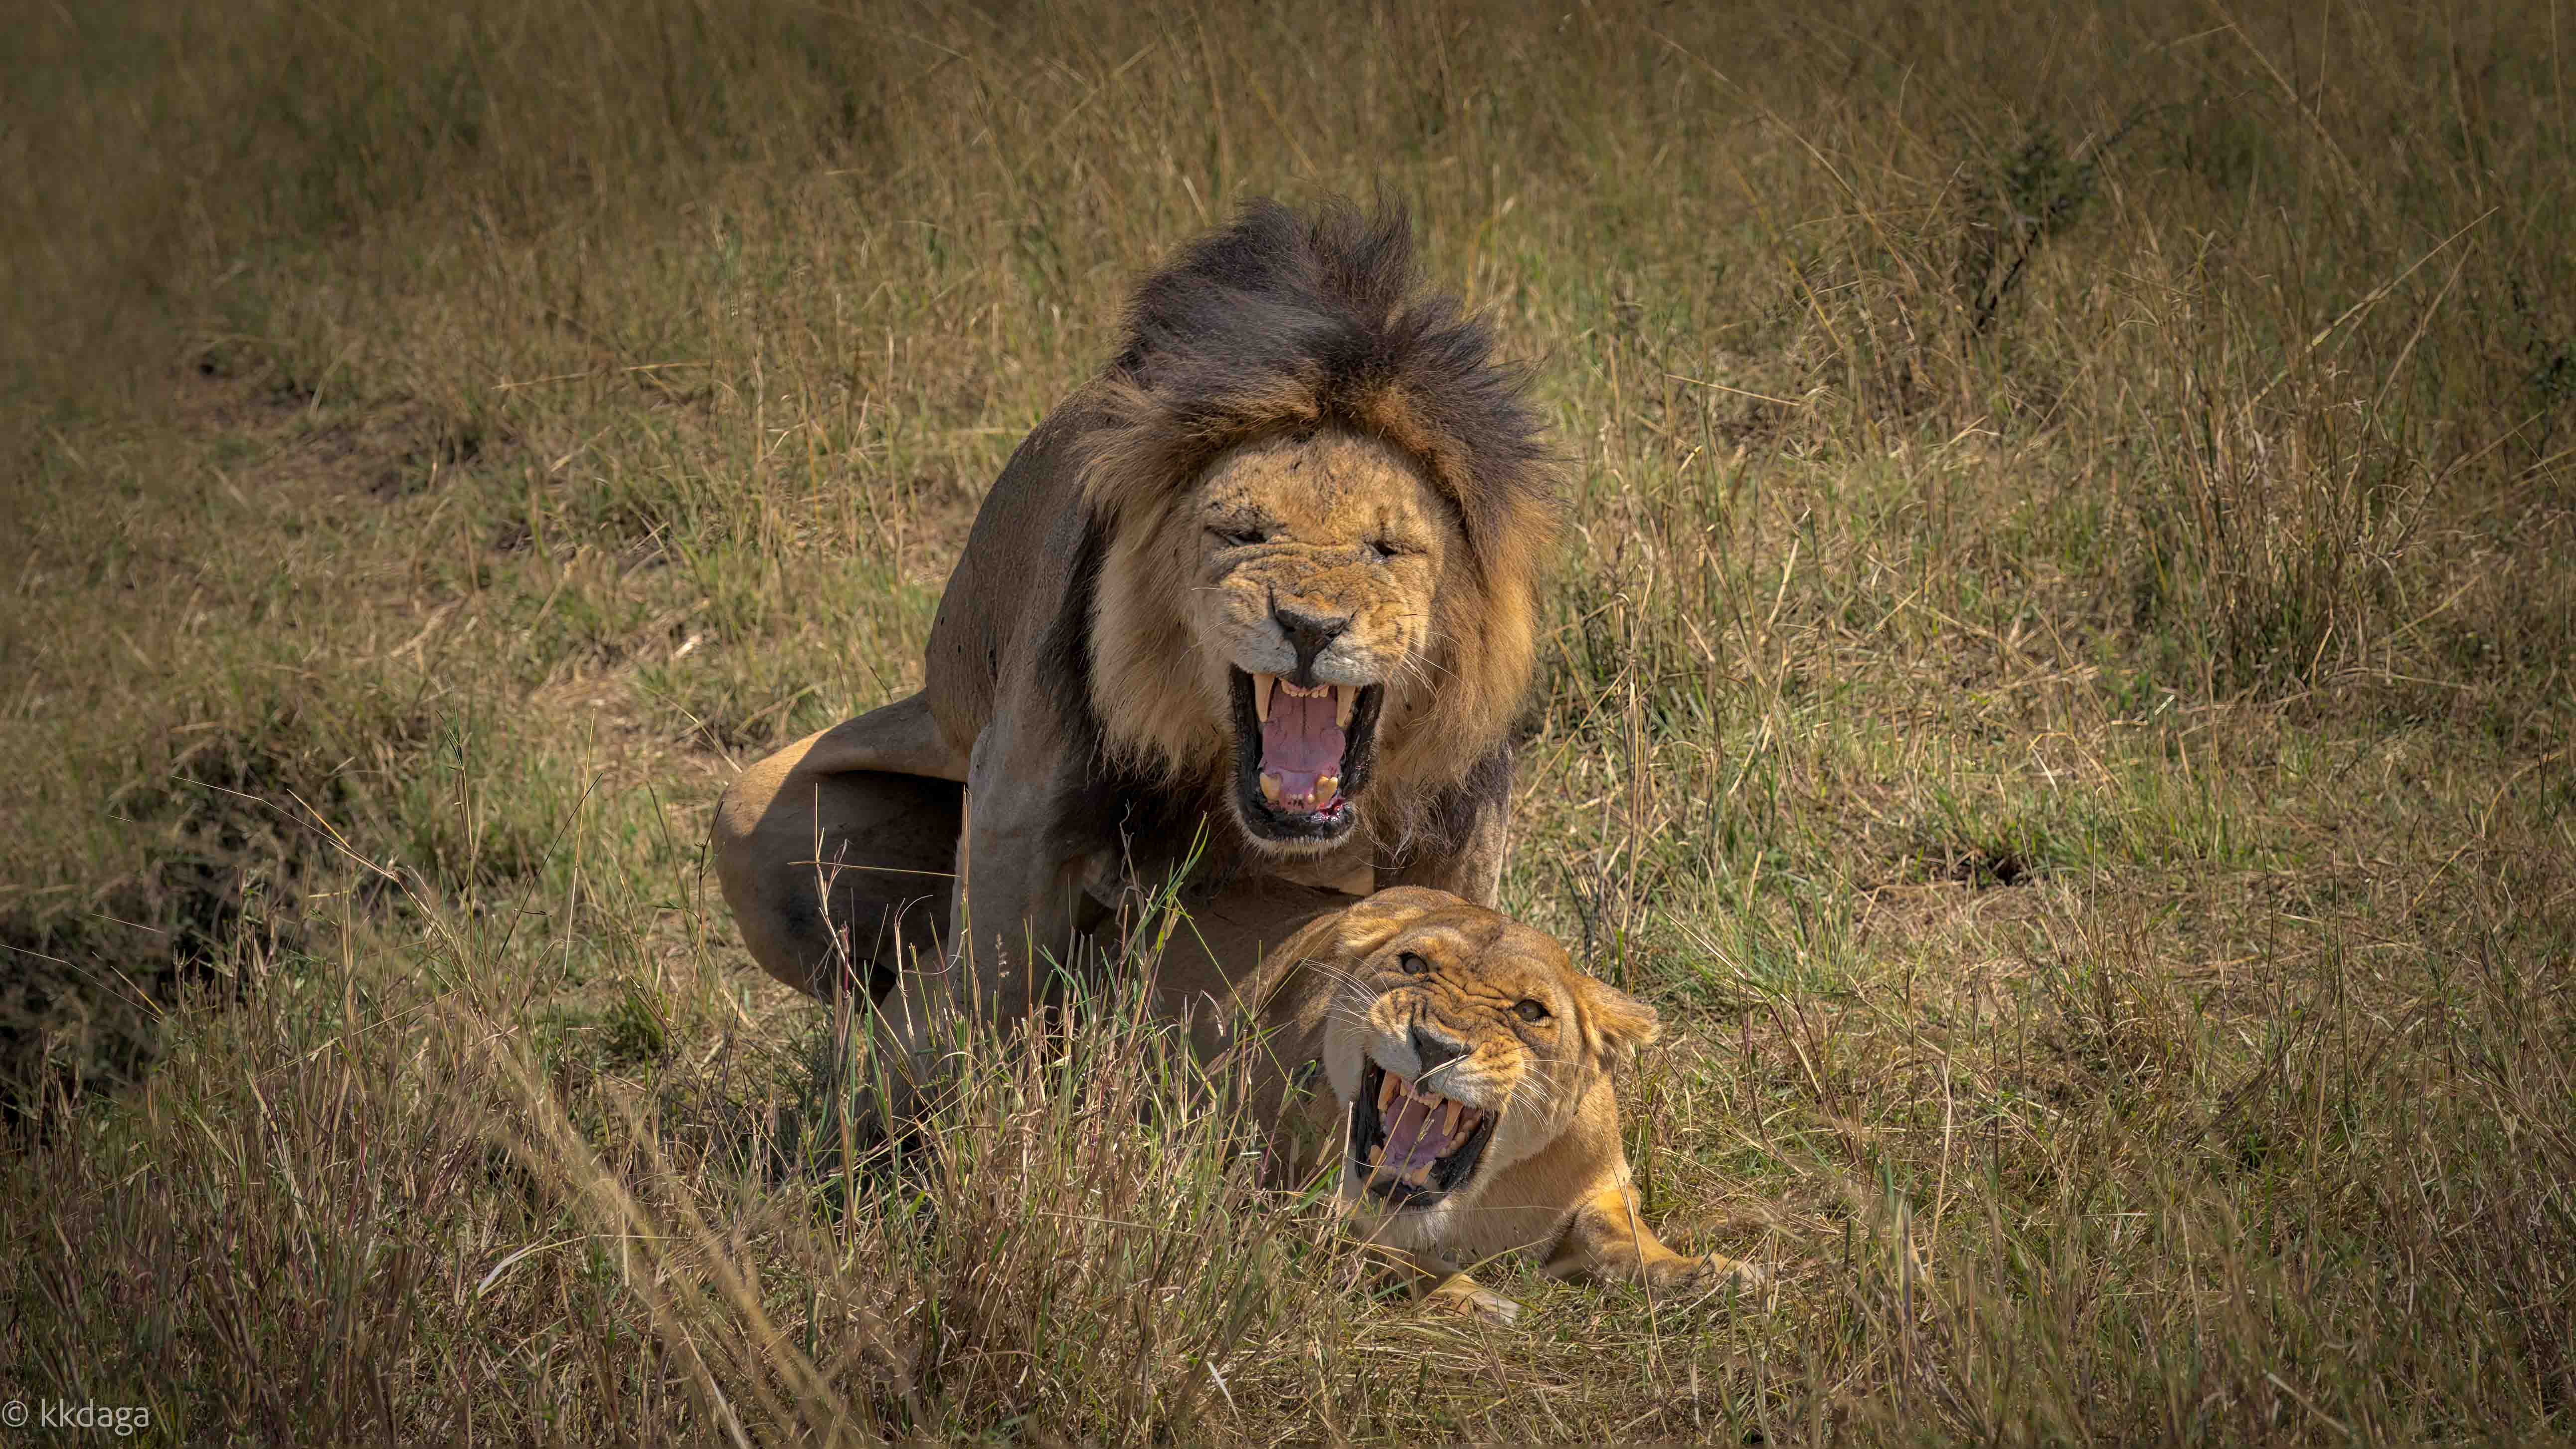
[1366,539,1396,562]
[1513,999,1551,1023]
[1211,527,1265,547]
[1397,952,1429,976]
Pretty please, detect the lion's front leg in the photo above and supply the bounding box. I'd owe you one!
[867,710,1097,1123]
[864,856,1086,1126]
[944,762,1089,1026]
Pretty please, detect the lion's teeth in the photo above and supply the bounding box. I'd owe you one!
[1253,673,1276,723]
[1259,771,1284,805]
[1439,1099,1459,1139]
[1334,684,1355,728]
[1315,772,1339,800]
[1377,1072,1399,1112]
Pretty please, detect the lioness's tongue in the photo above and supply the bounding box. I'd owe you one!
[1260,689,1346,807]
[1382,1094,1446,1172]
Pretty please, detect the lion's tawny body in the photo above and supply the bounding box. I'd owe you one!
[711,202,1561,1117]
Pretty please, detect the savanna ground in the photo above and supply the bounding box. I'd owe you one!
[4,0,2573,1443]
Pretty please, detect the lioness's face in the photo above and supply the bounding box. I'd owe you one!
[1323,903,1631,1226]
[1191,429,1455,852]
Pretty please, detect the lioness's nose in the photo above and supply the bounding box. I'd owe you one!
[1272,605,1351,677]
[1410,1025,1466,1078]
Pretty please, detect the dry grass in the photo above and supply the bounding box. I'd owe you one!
[3,0,2573,1442]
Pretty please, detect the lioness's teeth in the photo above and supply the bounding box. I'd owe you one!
[1253,673,1276,723]
[1377,1072,1399,1112]
[1259,771,1284,805]
[1439,1099,1460,1139]
[1367,1143,1384,1166]
[1334,684,1356,728]
[1315,772,1339,800]
[1405,1164,1432,1187]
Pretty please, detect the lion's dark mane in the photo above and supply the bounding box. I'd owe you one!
[1086,198,1560,579]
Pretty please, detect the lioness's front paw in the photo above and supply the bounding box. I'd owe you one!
[1425,1276,1523,1326]
[1647,1253,1768,1300]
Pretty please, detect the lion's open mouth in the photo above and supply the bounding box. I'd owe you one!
[1350,1061,1496,1208]
[1229,669,1384,846]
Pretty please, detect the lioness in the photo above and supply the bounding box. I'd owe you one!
[1135,884,1766,1324]
[711,200,1559,1070]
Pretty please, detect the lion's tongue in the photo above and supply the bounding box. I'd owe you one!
[1382,1094,1447,1172]
[1260,690,1345,808]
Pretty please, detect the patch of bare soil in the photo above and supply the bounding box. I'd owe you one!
[2,742,325,1140]
[179,356,511,499]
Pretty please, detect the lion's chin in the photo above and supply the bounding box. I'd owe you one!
[1227,668,1385,851]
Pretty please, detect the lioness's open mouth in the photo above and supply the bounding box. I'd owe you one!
[1229,669,1385,846]
[1350,1060,1495,1207]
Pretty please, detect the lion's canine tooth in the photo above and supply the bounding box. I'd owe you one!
[1377,1071,1399,1112]
[1253,673,1276,723]
[1439,1099,1460,1139]
[1334,684,1356,728]
[1259,771,1285,805]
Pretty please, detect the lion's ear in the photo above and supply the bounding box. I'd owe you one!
[1325,887,1458,963]
[1575,976,1663,1070]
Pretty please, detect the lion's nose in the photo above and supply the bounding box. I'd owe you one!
[1272,605,1351,678]
[1410,1025,1466,1079]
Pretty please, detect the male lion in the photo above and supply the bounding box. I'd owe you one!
[711,201,1558,1071]
[1136,884,1766,1324]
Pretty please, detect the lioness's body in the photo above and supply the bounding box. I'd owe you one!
[719,750,1757,1321]
[712,202,1558,1091]
[1126,885,1764,1322]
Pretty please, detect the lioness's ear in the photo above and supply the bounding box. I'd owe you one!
[1576,976,1663,1070]
[1326,887,1457,963]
